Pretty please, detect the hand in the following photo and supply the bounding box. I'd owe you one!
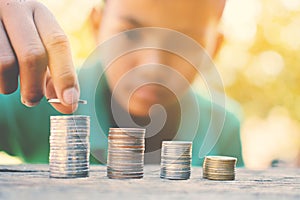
[0,0,79,114]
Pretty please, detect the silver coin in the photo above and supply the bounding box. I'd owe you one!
[107,164,143,168]
[109,128,145,133]
[51,121,90,125]
[51,119,90,122]
[49,160,88,164]
[161,161,191,167]
[50,128,89,132]
[108,146,144,150]
[161,161,191,166]
[50,175,89,179]
[49,157,88,161]
[162,141,192,145]
[49,158,88,163]
[108,140,144,144]
[49,151,89,155]
[107,170,144,175]
[107,156,143,161]
[50,166,89,171]
[107,127,145,179]
[162,150,191,155]
[162,148,191,153]
[49,162,89,170]
[49,157,89,162]
[50,142,90,149]
[50,171,89,176]
[50,146,89,154]
[160,140,192,180]
[107,158,143,163]
[161,172,191,177]
[50,170,89,174]
[49,149,89,154]
[161,169,191,173]
[49,140,89,145]
[49,142,89,146]
[108,133,144,137]
[107,170,144,174]
[50,167,89,172]
[107,155,144,159]
[107,162,143,167]
[108,149,144,153]
[50,141,89,145]
[50,174,89,179]
[49,146,89,150]
[108,134,145,139]
[108,132,144,137]
[108,142,144,147]
[107,168,143,172]
[49,155,89,159]
[50,124,89,128]
[50,133,89,136]
[50,128,89,131]
[49,140,89,144]
[107,175,143,179]
[50,132,89,136]
[160,175,190,180]
[50,114,89,118]
[107,162,144,166]
[161,155,191,159]
[49,137,89,141]
[50,150,88,154]
[108,145,144,149]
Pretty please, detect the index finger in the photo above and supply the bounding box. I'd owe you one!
[31,2,80,108]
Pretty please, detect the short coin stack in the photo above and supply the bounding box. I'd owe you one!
[107,128,145,179]
[160,141,192,180]
[203,156,237,181]
[49,115,90,178]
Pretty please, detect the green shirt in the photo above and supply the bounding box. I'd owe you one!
[0,63,244,166]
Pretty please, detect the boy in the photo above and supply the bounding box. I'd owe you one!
[0,0,243,166]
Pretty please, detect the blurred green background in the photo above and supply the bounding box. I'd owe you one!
[1,0,299,168]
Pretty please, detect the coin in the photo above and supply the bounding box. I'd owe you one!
[160,141,192,180]
[202,156,237,181]
[107,128,145,179]
[47,99,88,104]
[49,115,90,179]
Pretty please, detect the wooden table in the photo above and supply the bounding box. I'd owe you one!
[0,165,299,200]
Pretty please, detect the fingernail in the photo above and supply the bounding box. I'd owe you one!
[63,87,79,105]
[21,96,39,107]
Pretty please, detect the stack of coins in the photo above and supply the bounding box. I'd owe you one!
[203,156,237,181]
[49,115,90,178]
[160,141,192,180]
[107,128,145,179]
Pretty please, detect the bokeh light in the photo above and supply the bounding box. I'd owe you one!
[220,0,300,168]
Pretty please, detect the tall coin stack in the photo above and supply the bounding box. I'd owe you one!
[107,128,145,179]
[160,141,192,180]
[49,115,90,178]
[203,156,237,181]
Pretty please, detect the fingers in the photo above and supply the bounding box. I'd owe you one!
[1,2,47,107]
[45,70,77,114]
[32,3,80,108]
[0,20,18,94]
[0,1,79,113]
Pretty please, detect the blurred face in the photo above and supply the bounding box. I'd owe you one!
[98,0,225,116]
